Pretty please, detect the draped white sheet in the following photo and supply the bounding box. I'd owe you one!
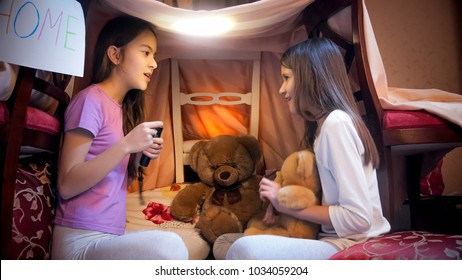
[360,1,462,127]
[100,0,313,39]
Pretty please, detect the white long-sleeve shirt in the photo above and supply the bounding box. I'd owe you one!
[315,110,390,250]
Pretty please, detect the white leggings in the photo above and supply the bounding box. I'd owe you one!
[51,225,189,260]
[213,233,339,260]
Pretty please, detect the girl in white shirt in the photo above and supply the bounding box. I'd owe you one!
[213,37,390,260]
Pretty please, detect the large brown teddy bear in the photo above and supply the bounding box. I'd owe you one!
[170,135,263,244]
[244,150,321,239]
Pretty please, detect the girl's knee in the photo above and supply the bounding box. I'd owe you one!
[153,231,189,259]
[226,236,257,260]
[131,230,189,259]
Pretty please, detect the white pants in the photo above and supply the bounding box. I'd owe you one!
[213,233,339,260]
[51,225,189,260]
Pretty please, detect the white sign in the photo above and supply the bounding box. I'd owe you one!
[0,0,85,77]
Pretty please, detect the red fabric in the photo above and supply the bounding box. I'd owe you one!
[383,110,447,130]
[11,158,57,260]
[329,231,462,260]
[142,202,174,224]
[25,107,60,135]
[0,102,8,125]
[382,110,448,196]
[420,159,445,196]
[0,103,59,134]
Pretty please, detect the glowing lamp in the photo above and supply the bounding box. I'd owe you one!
[172,17,234,36]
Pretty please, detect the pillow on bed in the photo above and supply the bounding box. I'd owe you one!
[420,158,444,196]
[329,231,462,260]
[126,184,210,260]
[12,156,57,260]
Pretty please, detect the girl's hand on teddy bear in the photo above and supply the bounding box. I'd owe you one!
[259,178,280,206]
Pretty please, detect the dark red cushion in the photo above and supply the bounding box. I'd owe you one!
[0,102,8,125]
[25,107,60,135]
[383,110,447,130]
[11,157,57,259]
[329,231,462,260]
[0,102,59,135]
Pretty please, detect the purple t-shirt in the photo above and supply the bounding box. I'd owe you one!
[54,84,129,235]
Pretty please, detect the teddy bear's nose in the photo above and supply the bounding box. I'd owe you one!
[220,172,231,180]
[214,166,239,186]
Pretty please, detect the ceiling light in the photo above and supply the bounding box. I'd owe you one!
[172,17,234,36]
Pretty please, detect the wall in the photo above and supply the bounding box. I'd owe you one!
[365,0,462,93]
[365,0,462,195]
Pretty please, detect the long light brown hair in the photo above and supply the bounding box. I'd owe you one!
[91,15,157,179]
[281,37,379,168]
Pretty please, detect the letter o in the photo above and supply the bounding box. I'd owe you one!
[14,2,40,38]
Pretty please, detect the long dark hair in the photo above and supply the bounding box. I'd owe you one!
[92,15,157,179]
[281,37,379,168]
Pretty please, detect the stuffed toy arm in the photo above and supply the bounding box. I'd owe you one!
[277,185,318,210]
[170,183,209,222]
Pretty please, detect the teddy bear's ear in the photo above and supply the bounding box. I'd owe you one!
[189,141,208,172]
[297,151,315,178]
[274,170,283,184]
[235,135,262,164]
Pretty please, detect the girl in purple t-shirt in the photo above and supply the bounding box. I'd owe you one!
[51,16,188,260]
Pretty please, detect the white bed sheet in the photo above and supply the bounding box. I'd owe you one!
[125,184,210,260]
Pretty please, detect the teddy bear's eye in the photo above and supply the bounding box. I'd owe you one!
[212,163,237,170]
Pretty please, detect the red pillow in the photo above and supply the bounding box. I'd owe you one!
[11,157,57,259]
[0,102,60,134]
[420,159,445,196]
[329,231,462,260]
[24,107,60,135]
[0,102,8,125]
